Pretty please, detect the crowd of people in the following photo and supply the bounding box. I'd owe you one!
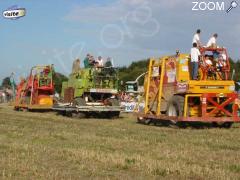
[71,54,114,74]
[83,54,113,68]
[190,29,226,80]
[0,88,14,103]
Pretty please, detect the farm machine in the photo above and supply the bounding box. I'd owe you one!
[121,72,146,112]
[138,47,240,128]
[53,61,121,118]
[14,65,54,111]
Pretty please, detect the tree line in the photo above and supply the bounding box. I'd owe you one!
[1,58,240,93]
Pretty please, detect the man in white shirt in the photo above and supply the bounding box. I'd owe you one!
[96,56,104,67]
[216,53,227,71]
[192,29,201,47]
[205,55,213,66]
[207,33,218,47]
[191,43,201,80]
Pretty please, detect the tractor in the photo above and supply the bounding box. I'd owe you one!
[14,65,54,111]
[138,47,239,128]
[53,61,121,118]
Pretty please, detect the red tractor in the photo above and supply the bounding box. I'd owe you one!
[14,65,54,111]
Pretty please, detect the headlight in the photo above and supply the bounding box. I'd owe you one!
[229,85,235,91]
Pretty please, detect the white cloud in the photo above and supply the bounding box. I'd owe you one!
[64,0,190,23]
[64,1,125,23]
[63,0,240,61]
[120,0,147,6]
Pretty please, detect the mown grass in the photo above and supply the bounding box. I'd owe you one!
[0,104,240,179]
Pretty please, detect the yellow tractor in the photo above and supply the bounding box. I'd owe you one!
[138,47,239,128]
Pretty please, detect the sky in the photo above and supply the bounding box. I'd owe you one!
[0,0,240,82]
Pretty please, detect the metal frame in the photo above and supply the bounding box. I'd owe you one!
[201,93,238,118]
[199,47,230,80]
[184,94,201,117]
[92,67,118,89]
[52,104,122,112]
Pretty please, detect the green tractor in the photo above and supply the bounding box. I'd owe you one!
[53,61,121,118]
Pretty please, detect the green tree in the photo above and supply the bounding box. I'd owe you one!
[229,58,240,91]
[119,59,149,85]
[53,72,68,94]
[1,77,11,88]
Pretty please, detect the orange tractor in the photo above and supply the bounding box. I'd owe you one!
[14,65,54,111]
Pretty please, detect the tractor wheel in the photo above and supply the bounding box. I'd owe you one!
[108,99,120,119]
[72,112,86,118]
[144,118,152,125]
[221,122,233,128]
[56,111,66,116]
[136,117,152,125]
[212,122,233,128]
[73,97,86,106]
[109,111,120,119]
[20,108,28,112]
[100,111,120,119]
[166,95,186,127]
[65,111,72,117]
[109,98,120,106]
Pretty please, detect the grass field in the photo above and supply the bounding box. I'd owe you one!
[0,104,240,179]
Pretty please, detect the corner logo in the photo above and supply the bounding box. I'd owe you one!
[3,5,26,20]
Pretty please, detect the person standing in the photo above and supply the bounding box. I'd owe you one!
[84,54,90,68]
[207,33,218,48]
[207,33,219,60]
[191,43,201,80]
[96,56,104,67]
[72,59,81,73]
[105,57,113,67]
[192,29,201,47]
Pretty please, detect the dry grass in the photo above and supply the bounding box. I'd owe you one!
[0,104,240,179]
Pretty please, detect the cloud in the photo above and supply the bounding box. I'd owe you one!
[64,0,189,23]
[64,1,125,23]
[63,0,240,62]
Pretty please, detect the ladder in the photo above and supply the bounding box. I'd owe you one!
[144,57,166,116]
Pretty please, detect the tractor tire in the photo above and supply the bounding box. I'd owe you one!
[72,98,87,118]
[100,111,120,119]
[72,112,86,118]
[212,122,233,128]
[166,95,186,127]
[110,111,120,119]
[73,97,86,106]
[108,99,120,119]
[221,122,233,128]
[109,98,120,106]
[65,111,72,117]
